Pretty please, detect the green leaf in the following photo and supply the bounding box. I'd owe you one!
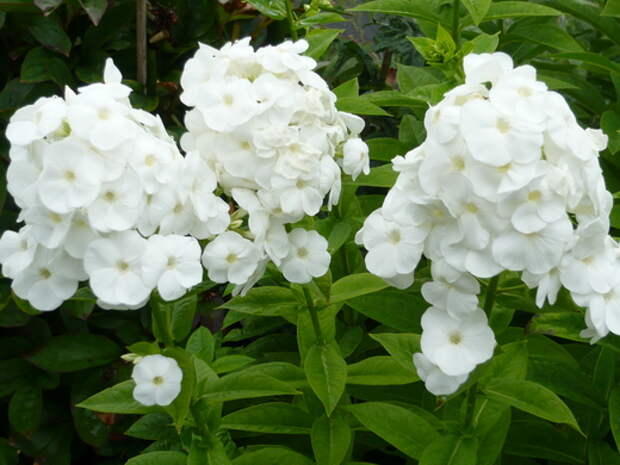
[370,333,420,373]
[198,371,299,402]
[553,52,620,75]
[475,404,511,465]
[469,32,499,53]
[509,23,583,52]
[27,15,71,56]
[603,0,620,17]
[20,47,72,88]
[350,0,439,23]
[482,378,582,433]
[212,355,255,374]
[163,347,196,428]
[220,286,299,317]
[602,110,620,155]
[299,12,346,26]
[333,78,359,99]
[480,1,561,22]
[311,413,352,465]
[345,164,397,188]
[347,290,425,332]
[78,0,107,25]
[336,97,390,116]
[0,438,18,465]
[9,385,42,433]
[125,413,176,441]
[366,138,409,162]
[0,0,38,12]
[420,435,478,465]
[609,387,620,451]
[330,273,389,304]
[589,441,620,465]
[305,29,342,60]
[26,333,121,372]
[397,64,440,94]
[245,0,286,19]
[168,294,197,342]
[78,380,154,414]
[34,0,63,13]
[305,342,347,416]
[222,402,313,434]
[347,356,418,385]
[528,311,585,341]
[186,326,215,363]
[345,402,439,459]
[461,0,492,25]
[126,451,187,465]
[232,447,314,465]
[327,222,352,255]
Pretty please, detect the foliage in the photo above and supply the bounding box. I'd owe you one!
[2,0,620,465]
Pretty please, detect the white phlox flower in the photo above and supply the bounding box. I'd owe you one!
[132,355,183,406]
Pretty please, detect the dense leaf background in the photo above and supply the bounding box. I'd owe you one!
[2,0,620,464]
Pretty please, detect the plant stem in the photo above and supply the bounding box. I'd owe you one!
[303,286,324,345]
[151,296,174,347]
[285,0,298,41]
[484,275,500,315]
[463,385,477,427]
[136,0,148,91]
[451,0,460,46]
[191,401,211,441]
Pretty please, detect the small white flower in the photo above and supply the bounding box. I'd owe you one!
[0,227,38,279]
[202,231,260,285]
[413,353,467,396]
[142,235,203,301]
[12,247,85,311]
[420,307,496,377]
[421,261,480,319]
[83,230,151,307]
[279,229,330,283]
[342,138,370,180]
[5,96,67,146]
[132,355,183,406]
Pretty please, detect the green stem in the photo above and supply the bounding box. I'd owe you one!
[484,275,500,315]
[463,385,477,428]
[151,296,175,347]
[303,286,324,345]
[191,402,211,441]
[285,0,298,41]
[451,0,460,46]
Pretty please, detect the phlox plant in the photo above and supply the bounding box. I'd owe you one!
[3,1,620,465]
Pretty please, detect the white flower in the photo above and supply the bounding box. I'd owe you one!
[489,65,548,124]
[22,207,73,249]
[413,353,467,396]
[461,98,543,167]
[5,96,67,146]
[420,307,496,377]
[463,52,513,86]
[522,268,561,308]
[83,230,152,306]
[279,229,330,283]
[342,138,370,180]
[421,261,480,319]
[12,247,85,311]
[132,355,183,406]
[202,231,260,285]
[38,139,104,214]
[142,235,203,301]
[0,227,37,279]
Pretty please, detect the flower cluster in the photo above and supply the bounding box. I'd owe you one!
[356,52,614,395]
[0,59,221,310]
[1,39,369,311]
[180,38,368,290]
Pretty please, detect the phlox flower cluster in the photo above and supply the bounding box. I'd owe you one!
[356,52,615,395]
[179,38,369,291]
[0,59,221,310]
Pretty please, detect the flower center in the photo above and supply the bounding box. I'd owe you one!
[173,203,184,214]
[296,179,306,189]
[39,268,52,280]
[117,260,130,272]
[388,229,401,244]
[581,256,594,265]
[240,141,251,150]
[297,247,309,258]
[527,190,542,202]
[496,118,511,134]
[104,191,116,202]
[49,212,63,224]
[166,256,176,269]
[518,86,533,97]
[451,156,465,171]
[64,170,76,181]
[152,376,164,386]
[465,202,479,214]
[98,108,111,120]
[223,94,234,106]
[497,163,511,173]
[144,155,156,167]
[449,331,462,345]
[20,240,29,251]
[226,253,238,264]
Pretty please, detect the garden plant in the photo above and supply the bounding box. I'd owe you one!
[2,0,620,464]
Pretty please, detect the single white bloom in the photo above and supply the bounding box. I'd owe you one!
[522,268,561,308]
[463,52,513,86]
[132,355,183,406]
[142,235,203,301]
[12,247,85,311]
[22,207,73,249]
[420,307,496,377]
[0,227,38,279]
[279,229,330,283]
[63,211,100,259]
[83,230,151,307]
[342,138,370,180]
[202,231,260,285]
[489,65,548,124]
[421,263,480,319]
[6,96,67,146]
[413,353,467,396]
[38,139,104,213]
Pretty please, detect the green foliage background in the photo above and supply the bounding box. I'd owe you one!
[2,1,620,464]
